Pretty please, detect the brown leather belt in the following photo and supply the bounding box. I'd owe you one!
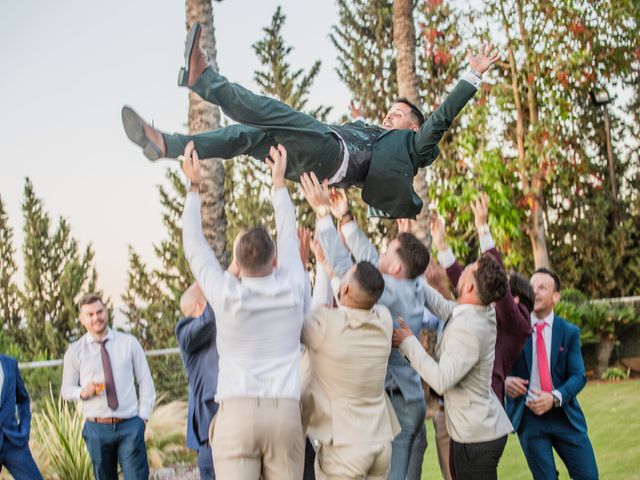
[86,417,125,424]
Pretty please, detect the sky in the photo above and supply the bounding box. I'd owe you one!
[0,0,351,316]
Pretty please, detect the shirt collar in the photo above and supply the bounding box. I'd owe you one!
[86,328,113,344]
[531,310,554,328]
[240,272,276,288]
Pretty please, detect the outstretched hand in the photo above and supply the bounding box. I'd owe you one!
[266,145,288,190]
[182,141,202,187]
[350,100,363,120]
[471,192,489,230]
[300,172,330,212]
[467,43,500,75]
[397,218,414,234]
[329,188,350,218]
[429,213,448,252]
[392,318,414,347]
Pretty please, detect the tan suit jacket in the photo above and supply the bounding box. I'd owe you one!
[301,305,400,446]
[399,285,513,443]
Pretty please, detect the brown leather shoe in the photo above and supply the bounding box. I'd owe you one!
[178,23,209,87]
[121,106,166,160]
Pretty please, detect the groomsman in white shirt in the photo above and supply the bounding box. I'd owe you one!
[61,293,156,480]
[181,141,306,480]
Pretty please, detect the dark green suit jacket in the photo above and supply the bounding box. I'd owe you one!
[363,79,477,218]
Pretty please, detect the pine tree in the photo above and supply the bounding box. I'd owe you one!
[0,196,22,343]
[331,0,397,122]
[20,178,99,358]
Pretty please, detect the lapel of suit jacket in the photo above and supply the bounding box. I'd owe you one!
[550,316,563,375]
[523,334,533,376]
[0,356,9,405]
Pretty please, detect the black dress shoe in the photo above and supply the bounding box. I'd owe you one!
[178,23,202,87]
[121,106,165,161]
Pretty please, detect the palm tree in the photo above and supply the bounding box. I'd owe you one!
[392,0,430,246]
[185,0,227,264]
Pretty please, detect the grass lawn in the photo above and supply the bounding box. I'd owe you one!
[421,379,640,479]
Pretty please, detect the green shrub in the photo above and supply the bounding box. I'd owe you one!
[32,389,93,480]
[601,367,630,381]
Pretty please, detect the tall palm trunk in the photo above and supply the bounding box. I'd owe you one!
[393,0,431,247]
[185,0,227,264]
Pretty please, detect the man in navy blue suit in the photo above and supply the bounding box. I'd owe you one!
[176,283,219,479]
[506,268,598,480]
[0,355,42,479]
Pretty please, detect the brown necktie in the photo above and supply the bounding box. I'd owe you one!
[100,339,119,410]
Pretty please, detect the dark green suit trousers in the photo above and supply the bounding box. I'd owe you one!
[164,67,341,182]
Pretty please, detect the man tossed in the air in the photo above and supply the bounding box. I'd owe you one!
[122,24,499,218]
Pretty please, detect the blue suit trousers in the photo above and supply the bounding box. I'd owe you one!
[518,408,598,480]
[0,439,43,480]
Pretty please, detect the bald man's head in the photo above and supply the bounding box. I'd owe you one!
[180,283,207,318]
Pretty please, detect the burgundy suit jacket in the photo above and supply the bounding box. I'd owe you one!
[446,247,531,404]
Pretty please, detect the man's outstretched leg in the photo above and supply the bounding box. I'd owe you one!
[122,106,276,161]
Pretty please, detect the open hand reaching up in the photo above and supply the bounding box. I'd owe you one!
[467,43,501,75]
[266,145,288,190]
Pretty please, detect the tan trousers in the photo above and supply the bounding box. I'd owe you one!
[433,409,453,480]
[314,441,392,480]
[209,397,304,480]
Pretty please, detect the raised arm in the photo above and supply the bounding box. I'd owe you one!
[268,146,305,283]
[300,174,354,278]
[471,193,531,336]
[413,44,500,166]
[423,279,457,322]
[175,304,216,356]
[182,141,227,305]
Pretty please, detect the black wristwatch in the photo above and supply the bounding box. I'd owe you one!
[552,392,561,408]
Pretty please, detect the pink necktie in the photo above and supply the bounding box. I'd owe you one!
[535,322,553,392]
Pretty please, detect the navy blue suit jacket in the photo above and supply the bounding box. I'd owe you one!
[175,304,219,450]
[0,355,31,452]
[506,315,588,433]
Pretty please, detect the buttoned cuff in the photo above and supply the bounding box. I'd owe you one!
[552,389,563,406]
[462,70,482,89]
[316,215,334,231]
[479,232,495,252]
[437,248,456,269]
[69,386,83,402]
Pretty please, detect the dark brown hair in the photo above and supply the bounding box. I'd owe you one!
[396,233,430,279]
[352,261,385,308]
[393,97,425,126]
[474,254,508,306]
[533,267,561,292]
[78,293,104,310]
[236,226,276,274]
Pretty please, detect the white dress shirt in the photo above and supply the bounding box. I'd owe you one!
[182,187,306,401]
[528,311,562,404]
[61,329,156,420]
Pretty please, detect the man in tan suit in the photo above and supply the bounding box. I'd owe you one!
[393,253,513,480]
[302,261,400,479]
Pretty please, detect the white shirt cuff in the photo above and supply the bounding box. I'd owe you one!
[461,70,482,89]
[479,233,495,252]
[437,248,456,269]
[316,215,334,232]
[330,276,342,300]
[552,389,562,406]
[341,220,358,238]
